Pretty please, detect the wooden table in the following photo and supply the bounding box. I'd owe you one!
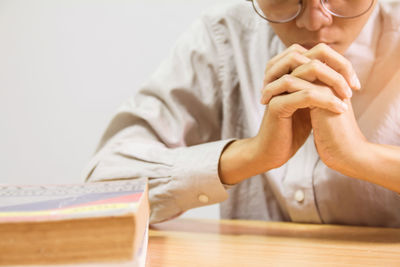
[146,218,400,267]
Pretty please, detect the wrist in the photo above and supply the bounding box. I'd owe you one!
[328,139,372,179]
[218,137,276,185]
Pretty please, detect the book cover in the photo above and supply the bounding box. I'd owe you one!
[0,178,149,267]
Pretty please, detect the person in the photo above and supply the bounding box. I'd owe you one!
[82,0,400,227]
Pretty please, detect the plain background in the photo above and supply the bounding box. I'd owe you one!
[0,0,239,219]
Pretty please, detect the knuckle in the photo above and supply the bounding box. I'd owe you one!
[312,43,331,59]
[287,51,298,59]
[288,51,303,63]
[289,43,308,53]
[301,89,316,102]
[280,74,295,87]
[290,43,303,51]
[308,59,322,70]
[315,43,329,52]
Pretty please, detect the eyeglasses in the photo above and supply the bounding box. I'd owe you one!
[246,0,375,23]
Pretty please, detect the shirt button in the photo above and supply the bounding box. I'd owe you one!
[198,194,209,204]
[294,190,305,203]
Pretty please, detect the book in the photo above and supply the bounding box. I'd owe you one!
[0,178,149,267]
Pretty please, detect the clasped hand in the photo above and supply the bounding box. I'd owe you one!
[257,43,367,173]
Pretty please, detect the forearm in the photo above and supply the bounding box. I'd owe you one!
[336,142,400,193]
[218,137,278,185]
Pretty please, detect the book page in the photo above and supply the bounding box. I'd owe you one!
[0,178,147,222]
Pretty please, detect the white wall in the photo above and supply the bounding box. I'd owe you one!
[0,0,237,219]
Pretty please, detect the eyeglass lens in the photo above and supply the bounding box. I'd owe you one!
[253,0,374,23]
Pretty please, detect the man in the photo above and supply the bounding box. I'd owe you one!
[83,0,400,226]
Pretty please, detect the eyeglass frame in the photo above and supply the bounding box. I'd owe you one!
[246,0,375,24]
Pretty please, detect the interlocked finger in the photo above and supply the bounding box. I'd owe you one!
[264,52,310,85]
[304,43,361,90]
[264,44,308,86]
[268,85,348,119]
[291,59,353,99]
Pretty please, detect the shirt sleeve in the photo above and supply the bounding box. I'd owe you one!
[82,15,233,224]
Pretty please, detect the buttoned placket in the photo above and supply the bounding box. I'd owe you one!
[282,134,323,223]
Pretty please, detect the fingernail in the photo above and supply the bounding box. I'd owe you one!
[352,74,361,90]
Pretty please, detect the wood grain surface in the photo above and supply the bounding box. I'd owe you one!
[146,218,400,267]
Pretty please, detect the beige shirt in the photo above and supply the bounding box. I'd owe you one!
[83,1,400,226]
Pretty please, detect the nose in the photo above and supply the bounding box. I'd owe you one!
[295,0,333,31]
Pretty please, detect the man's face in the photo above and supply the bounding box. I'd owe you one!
[268,0,378,54]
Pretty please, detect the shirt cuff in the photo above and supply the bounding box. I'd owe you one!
[170,138,236,212]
